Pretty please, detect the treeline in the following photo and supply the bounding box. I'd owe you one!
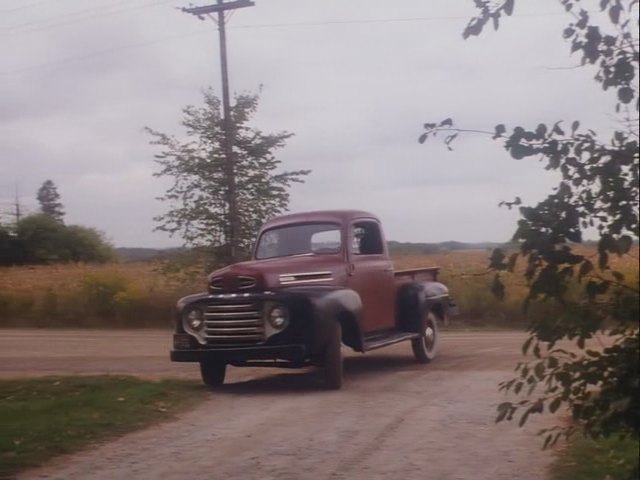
[0,180,114,266]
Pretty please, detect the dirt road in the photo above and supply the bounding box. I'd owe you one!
[1,330,555,479]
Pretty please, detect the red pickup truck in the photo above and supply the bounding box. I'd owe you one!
[171,210,457,389]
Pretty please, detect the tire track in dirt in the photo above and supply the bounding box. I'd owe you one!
[2,330,557,480]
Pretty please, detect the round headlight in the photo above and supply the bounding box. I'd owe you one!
[185,308,204,331]
[268,305,288,329]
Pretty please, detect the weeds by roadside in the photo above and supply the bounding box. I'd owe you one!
[0,248,637,329]
[550,433,639,480]
[0,376,207,478]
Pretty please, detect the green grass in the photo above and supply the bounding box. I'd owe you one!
[551,433,639,480]
[0,376,207,478]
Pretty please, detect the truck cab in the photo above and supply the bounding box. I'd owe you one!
[171,210,457,389]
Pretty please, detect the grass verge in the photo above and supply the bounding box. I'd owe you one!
[0,376,207,478]
[551,433,639,480]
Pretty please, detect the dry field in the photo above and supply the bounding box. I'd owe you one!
[0,247,637,328]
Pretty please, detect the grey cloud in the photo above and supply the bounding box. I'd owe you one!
[0,0,617,247]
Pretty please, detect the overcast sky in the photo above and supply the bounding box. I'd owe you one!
[0,0,621,247]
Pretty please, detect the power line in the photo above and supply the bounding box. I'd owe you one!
[0,0,55,14]
[229,11,573,30]
[2,0,138,30]
[1,6,576,37]
[1,10,578,78]
[0,27,212,77]
[0,0,177,36]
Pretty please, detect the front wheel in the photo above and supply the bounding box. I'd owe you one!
[200,359,226,387]
[323,322,343,389]
[411,311,439,363]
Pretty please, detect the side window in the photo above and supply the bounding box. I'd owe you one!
[352,221,384,255]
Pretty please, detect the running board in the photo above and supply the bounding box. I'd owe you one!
[363,331,420,352]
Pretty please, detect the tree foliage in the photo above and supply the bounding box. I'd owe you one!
[2,215,114,265]
[0,184,113,266]
[146,89,310,262]
[419,0,639,454]
[37,180,65,222]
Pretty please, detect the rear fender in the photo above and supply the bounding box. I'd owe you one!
[397,281,453,332]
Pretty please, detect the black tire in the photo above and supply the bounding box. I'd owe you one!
[200,359,226,387]
[411,310,439,363]
[323,322,343,390]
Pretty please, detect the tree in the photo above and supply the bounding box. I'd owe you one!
[0,223,20,266]
[146,89,310,263]
[419,0,638,460]
[11,214,113,264]
[36,180,65,222]
[63,225,114,263]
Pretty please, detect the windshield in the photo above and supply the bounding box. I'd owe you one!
[255,222,342,260]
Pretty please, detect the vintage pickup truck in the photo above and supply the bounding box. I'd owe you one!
[171,210,457,389]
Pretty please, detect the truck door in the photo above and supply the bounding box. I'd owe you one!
[346,219,396,333]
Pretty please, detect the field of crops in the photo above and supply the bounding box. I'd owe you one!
[0,247,637,328]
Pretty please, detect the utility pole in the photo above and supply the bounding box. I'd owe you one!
[182,0,255,263]
[9,185,23,226]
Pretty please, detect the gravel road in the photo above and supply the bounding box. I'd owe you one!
[1,330,555,480]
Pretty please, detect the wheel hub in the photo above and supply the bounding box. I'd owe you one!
[424,325,435,349]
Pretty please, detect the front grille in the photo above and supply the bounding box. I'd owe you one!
[237,275,257,290]
[203,302,264,345]
[209,277,224,290]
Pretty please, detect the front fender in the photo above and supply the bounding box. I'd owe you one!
[283,286,364,353]
[174,292,210,333]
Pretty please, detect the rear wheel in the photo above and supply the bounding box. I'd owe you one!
[323,322,343,389]
[411,310,439,363]
[200,359,226,387]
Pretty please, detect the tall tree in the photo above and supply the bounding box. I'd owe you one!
[146,89,310,262]
[419,0,638,460]
[36,180,64,222]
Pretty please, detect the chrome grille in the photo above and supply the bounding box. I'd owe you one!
[203,302,264,344]
[209,277,224,291]
[237,275,257,290]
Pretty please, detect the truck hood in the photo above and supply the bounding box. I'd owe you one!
[207,255,346,292]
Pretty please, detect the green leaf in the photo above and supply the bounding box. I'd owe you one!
[494,124,506,138]
[503,0,515,16]
[571,120,580,134]
[496,402,512,423]
[611,271,625,282]
[518,409,531,427]
[552,121,565,136]
[549,397,562,413]
[491,273,506,301]
[618,86,634,104]
[578,260,593,282]
[522,336,534,355]
[418,133,428,144]
[618,235,633,254]
[444,133,458,150]
[609,3,622,23]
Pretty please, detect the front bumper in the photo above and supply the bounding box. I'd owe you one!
[170,344,307,363]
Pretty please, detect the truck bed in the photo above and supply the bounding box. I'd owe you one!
[394,266,440,284]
